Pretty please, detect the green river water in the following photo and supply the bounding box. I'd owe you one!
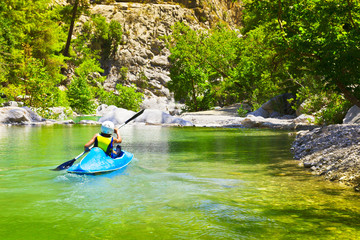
[0,125,360,240]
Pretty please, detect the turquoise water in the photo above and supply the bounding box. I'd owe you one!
[0,125,360,239]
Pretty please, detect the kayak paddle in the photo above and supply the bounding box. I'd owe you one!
[118,109,145,128]
[52,148,91,171]
[52,109,145,171]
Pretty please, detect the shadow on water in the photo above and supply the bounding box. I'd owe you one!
[261,206,360,238]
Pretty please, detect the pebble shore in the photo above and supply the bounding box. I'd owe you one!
[292,124,360,190]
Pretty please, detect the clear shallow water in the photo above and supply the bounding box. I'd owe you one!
[0,125,360,239]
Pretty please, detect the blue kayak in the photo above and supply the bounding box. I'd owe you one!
[67,147,134,175]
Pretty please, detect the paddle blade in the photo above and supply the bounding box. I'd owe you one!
[52,159,76,171]
[124,109,145,124]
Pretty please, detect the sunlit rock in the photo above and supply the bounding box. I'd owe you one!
[343,105,360,124]
[0,107,43,124]
[98,107,193,126]
[134,109,193,126]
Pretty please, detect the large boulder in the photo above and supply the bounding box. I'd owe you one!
[343,105,360,124]
[46,107,74,120]
[2,101,24,107]
[0,107,43,124]
[247,107,269,118]
[98,107,193,126]
[134,109,193,126]
[247,93,296,118]
[96,104,119,116]
[140,96,184,115]
[99,107,136,126]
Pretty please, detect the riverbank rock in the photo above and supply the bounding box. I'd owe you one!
[343,105,360,124]
[99,108,136,126]
[42,107,74,120]
[2,101,24,107]
[292,124,360,189]
[180,103,318,130]
[0,107,43,124]
[247,93,296,118]
[134,109,193,126]
[98,107,193,126]
[140,96,184,115]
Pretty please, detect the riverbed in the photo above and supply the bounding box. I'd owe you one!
[1,125,360,239]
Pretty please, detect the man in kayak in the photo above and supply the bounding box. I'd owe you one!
[84,121,123,158]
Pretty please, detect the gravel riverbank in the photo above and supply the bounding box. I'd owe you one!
[292,124,360,190]
[180,104,317,130]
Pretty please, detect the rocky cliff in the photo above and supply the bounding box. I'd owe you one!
[84,1,242,113]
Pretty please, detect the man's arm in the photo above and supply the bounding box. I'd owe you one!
[113,128,122,144]
[84,134,98,151]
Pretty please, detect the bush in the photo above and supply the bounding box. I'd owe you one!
[237,104,248,117]
[313,94,352,125]
[67,75,95,114]
[98,84,143,112]
[296,86,351,125]
[54,89,70,108]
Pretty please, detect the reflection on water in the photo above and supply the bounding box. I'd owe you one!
[0,125,360,239]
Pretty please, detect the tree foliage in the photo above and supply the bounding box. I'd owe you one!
[168,0,359,124]
[0,0,65,106]
[167,22,289,111]
[0,0,141,116]
[67,74,95,114]
[167,23,240,111]
[242,0,360,107]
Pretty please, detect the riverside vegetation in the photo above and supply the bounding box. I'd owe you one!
[0,0,359,124]
[1,1,360,188]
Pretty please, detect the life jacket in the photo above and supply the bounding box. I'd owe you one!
[94,134,113,156]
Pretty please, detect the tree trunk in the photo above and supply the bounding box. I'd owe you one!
[191,78,198,111]
[63,0,79,57]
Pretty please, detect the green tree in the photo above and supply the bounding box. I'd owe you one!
[167,23,240,111]
[242,0,360,108]
[98,84,143,112]
[90,15,123,60]
[63,0,90,57]
[67,75,95,114]
[22,58,61,107]
[0,0,65,107]
[226,24,291,109]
